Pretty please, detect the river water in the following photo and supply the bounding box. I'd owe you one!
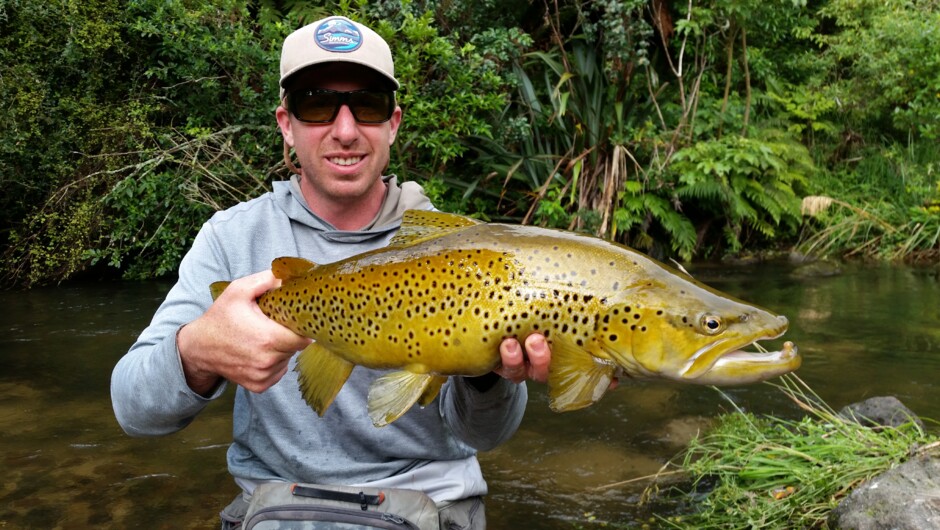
[1,262,938,528]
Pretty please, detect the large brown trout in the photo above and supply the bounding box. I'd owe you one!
[212,210,799,427]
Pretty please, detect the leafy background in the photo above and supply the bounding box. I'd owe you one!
[1,0,938,287]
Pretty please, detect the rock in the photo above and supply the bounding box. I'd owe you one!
[830,396,937,529]
[829,454,940,530]
[838,396,925,430]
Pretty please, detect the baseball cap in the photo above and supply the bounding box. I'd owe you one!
[279,16,399,99]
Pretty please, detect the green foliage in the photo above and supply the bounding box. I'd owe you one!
[813,0,940,140]
[3,0,939,286]
[613,183,698,261]
[89,126,275,279]
[798,142,939,262]
[6,199,101,286]
[128,0,282,129]
[473,32,652,239]
[665,376,938,529]
[0,0,155,286]
[376,8,516,178]
[90,171,210,279]
[670,131,811,253]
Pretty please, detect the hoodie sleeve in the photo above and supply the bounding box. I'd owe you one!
[439,376,528,451]
[110,223,230,437]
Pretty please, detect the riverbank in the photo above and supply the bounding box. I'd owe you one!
[648,376,940,529]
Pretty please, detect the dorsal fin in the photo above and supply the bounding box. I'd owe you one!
[389,210,483,247]
[271,256,317,280]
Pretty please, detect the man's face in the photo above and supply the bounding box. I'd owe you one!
[276,63,402,211]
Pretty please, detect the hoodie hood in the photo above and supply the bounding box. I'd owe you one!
[274,174,434,244]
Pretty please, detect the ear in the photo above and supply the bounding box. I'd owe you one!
[387,106,402,145]
[276,105,295,147]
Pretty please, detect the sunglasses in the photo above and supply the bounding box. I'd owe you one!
[287,89,396,124]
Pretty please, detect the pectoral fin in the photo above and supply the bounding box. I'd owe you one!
[546,338,616,412]
[210,281,231,301]
[294,342,354,416]
[368,371,445,427]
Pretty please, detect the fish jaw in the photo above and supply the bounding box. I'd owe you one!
[671,311,798,384]
[683,340,801,385]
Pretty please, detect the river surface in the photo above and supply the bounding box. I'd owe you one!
[1,262,938,529]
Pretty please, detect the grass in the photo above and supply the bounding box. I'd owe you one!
[649,375,939,529]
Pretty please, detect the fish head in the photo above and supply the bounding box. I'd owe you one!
[600,274,800,385]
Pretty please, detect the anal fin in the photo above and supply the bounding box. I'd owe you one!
[294,342,354,416]
[546,338,616,412]
[367,371,439,427]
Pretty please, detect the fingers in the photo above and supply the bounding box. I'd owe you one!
[240,269,283,297]
[495,333,552,384]
[179,270,309,395]
[523,333,551,383]
[496,338,527,383]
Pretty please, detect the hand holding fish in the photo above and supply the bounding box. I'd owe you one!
[496,334,551,384]
[180,270,312,396]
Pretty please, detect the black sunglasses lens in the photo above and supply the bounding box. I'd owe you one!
[290,90,393,124]
[348,92,393,123]
[291,91,341,123]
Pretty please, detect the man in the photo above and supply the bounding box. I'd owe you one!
[111,15,550,528]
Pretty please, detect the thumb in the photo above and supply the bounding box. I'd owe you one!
[233,269,282,299]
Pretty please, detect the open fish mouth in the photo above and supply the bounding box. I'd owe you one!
[710,340,799,370]
[681,332,800,384]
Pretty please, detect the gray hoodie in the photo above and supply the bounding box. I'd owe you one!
[110,175,528,503]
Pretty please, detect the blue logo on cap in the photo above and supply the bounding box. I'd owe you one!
[314,17,363,53]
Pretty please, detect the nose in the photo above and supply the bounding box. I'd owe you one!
[330,105,359,144]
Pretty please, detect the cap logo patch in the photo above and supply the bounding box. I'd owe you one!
[314,17,363,53]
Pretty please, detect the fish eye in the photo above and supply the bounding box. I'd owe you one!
[700,315,724,334]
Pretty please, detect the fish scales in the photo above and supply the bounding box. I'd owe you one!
[214,210,800,427]
[261,224,644,374]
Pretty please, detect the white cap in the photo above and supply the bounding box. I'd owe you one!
[279,16,399,98]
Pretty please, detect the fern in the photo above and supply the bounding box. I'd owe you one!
[670,130,811,251]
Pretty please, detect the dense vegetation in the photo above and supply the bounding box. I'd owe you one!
[661,376,939,529]
[2,0,938,287]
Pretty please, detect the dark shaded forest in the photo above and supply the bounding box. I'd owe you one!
[2,0,938,287]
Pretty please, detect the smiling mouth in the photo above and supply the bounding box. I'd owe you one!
[329,156,363,166]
